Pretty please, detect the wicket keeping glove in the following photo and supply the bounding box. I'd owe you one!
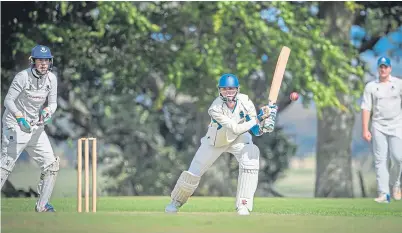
[40,107,52,125]
[16,115,31,133]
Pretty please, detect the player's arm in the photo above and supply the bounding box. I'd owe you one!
[361,84,372,140]
[241,99,264,136]
[208,106,257,135]
[4,72,31,132]
[47,75,58,113]
[41,75,58,124]
[362,110,370,131]
[4,72,25,117]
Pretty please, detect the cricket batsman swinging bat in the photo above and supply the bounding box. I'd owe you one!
[265,46,291,132]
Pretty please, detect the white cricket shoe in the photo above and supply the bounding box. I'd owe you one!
[374,193,390,203]
[393,186,401,201]
[165,200,182,213]
[237,205,250,216]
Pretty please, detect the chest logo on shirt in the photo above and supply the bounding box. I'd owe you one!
[45,85,50,91]
[26,94,46,100]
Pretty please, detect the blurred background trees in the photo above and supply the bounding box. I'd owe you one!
[2,1,401,198]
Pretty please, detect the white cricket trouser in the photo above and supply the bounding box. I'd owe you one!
[372,127,402,194]
[188,133,259,176]
[2,124,56,171]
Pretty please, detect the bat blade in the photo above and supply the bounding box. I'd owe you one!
[268,46,291,104]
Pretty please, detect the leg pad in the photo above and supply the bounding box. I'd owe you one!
[1,156,16,189]
[236,168,258,211]
[170,171,201,205]
[36,157,59,211]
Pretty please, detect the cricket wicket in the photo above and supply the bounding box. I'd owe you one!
[77,137,97,213]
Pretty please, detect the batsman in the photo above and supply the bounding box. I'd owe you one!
[1,45,59,212]
[165,74,278,215]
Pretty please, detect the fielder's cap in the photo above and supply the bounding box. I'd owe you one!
[377,56,391,67]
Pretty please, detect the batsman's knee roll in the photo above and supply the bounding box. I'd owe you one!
[238,144,260,170]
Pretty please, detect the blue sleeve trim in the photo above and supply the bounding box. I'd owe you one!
[245,114,262,136]
[212,119,222,130]
[250,124,262,136]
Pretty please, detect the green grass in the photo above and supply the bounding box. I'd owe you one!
[2,197,402,233]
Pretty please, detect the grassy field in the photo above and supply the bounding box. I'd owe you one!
[2,197,402,233]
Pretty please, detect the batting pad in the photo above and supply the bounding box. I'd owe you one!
[236,168,258,211]
[36,157,59,210]
[171,171,201,205]
[1,155,16,189]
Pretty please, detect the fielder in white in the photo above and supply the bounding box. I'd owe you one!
[361,56,402,203]
[165,74,278,215]
[1,45,59,212]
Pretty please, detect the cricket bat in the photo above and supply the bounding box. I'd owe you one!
[268,46,291,105]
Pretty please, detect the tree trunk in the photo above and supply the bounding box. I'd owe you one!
[315,2,357,197]
[315,96,354,197]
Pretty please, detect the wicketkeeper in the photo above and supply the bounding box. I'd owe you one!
[1,45,59,212]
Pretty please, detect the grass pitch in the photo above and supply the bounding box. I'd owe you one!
[2,196,402,233]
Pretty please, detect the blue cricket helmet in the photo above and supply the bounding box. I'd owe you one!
[29,45,53,73]
[218,73,239,88]
[31,45,53,59]
[218,73,240,102]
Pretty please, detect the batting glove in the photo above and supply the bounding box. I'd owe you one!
[258,104,278,133]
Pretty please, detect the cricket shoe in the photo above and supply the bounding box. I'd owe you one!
[374,193,390,203]
[35,203,56,212]
[165,200,182,213]
[393,186,401,201]
[237,205,250,216]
